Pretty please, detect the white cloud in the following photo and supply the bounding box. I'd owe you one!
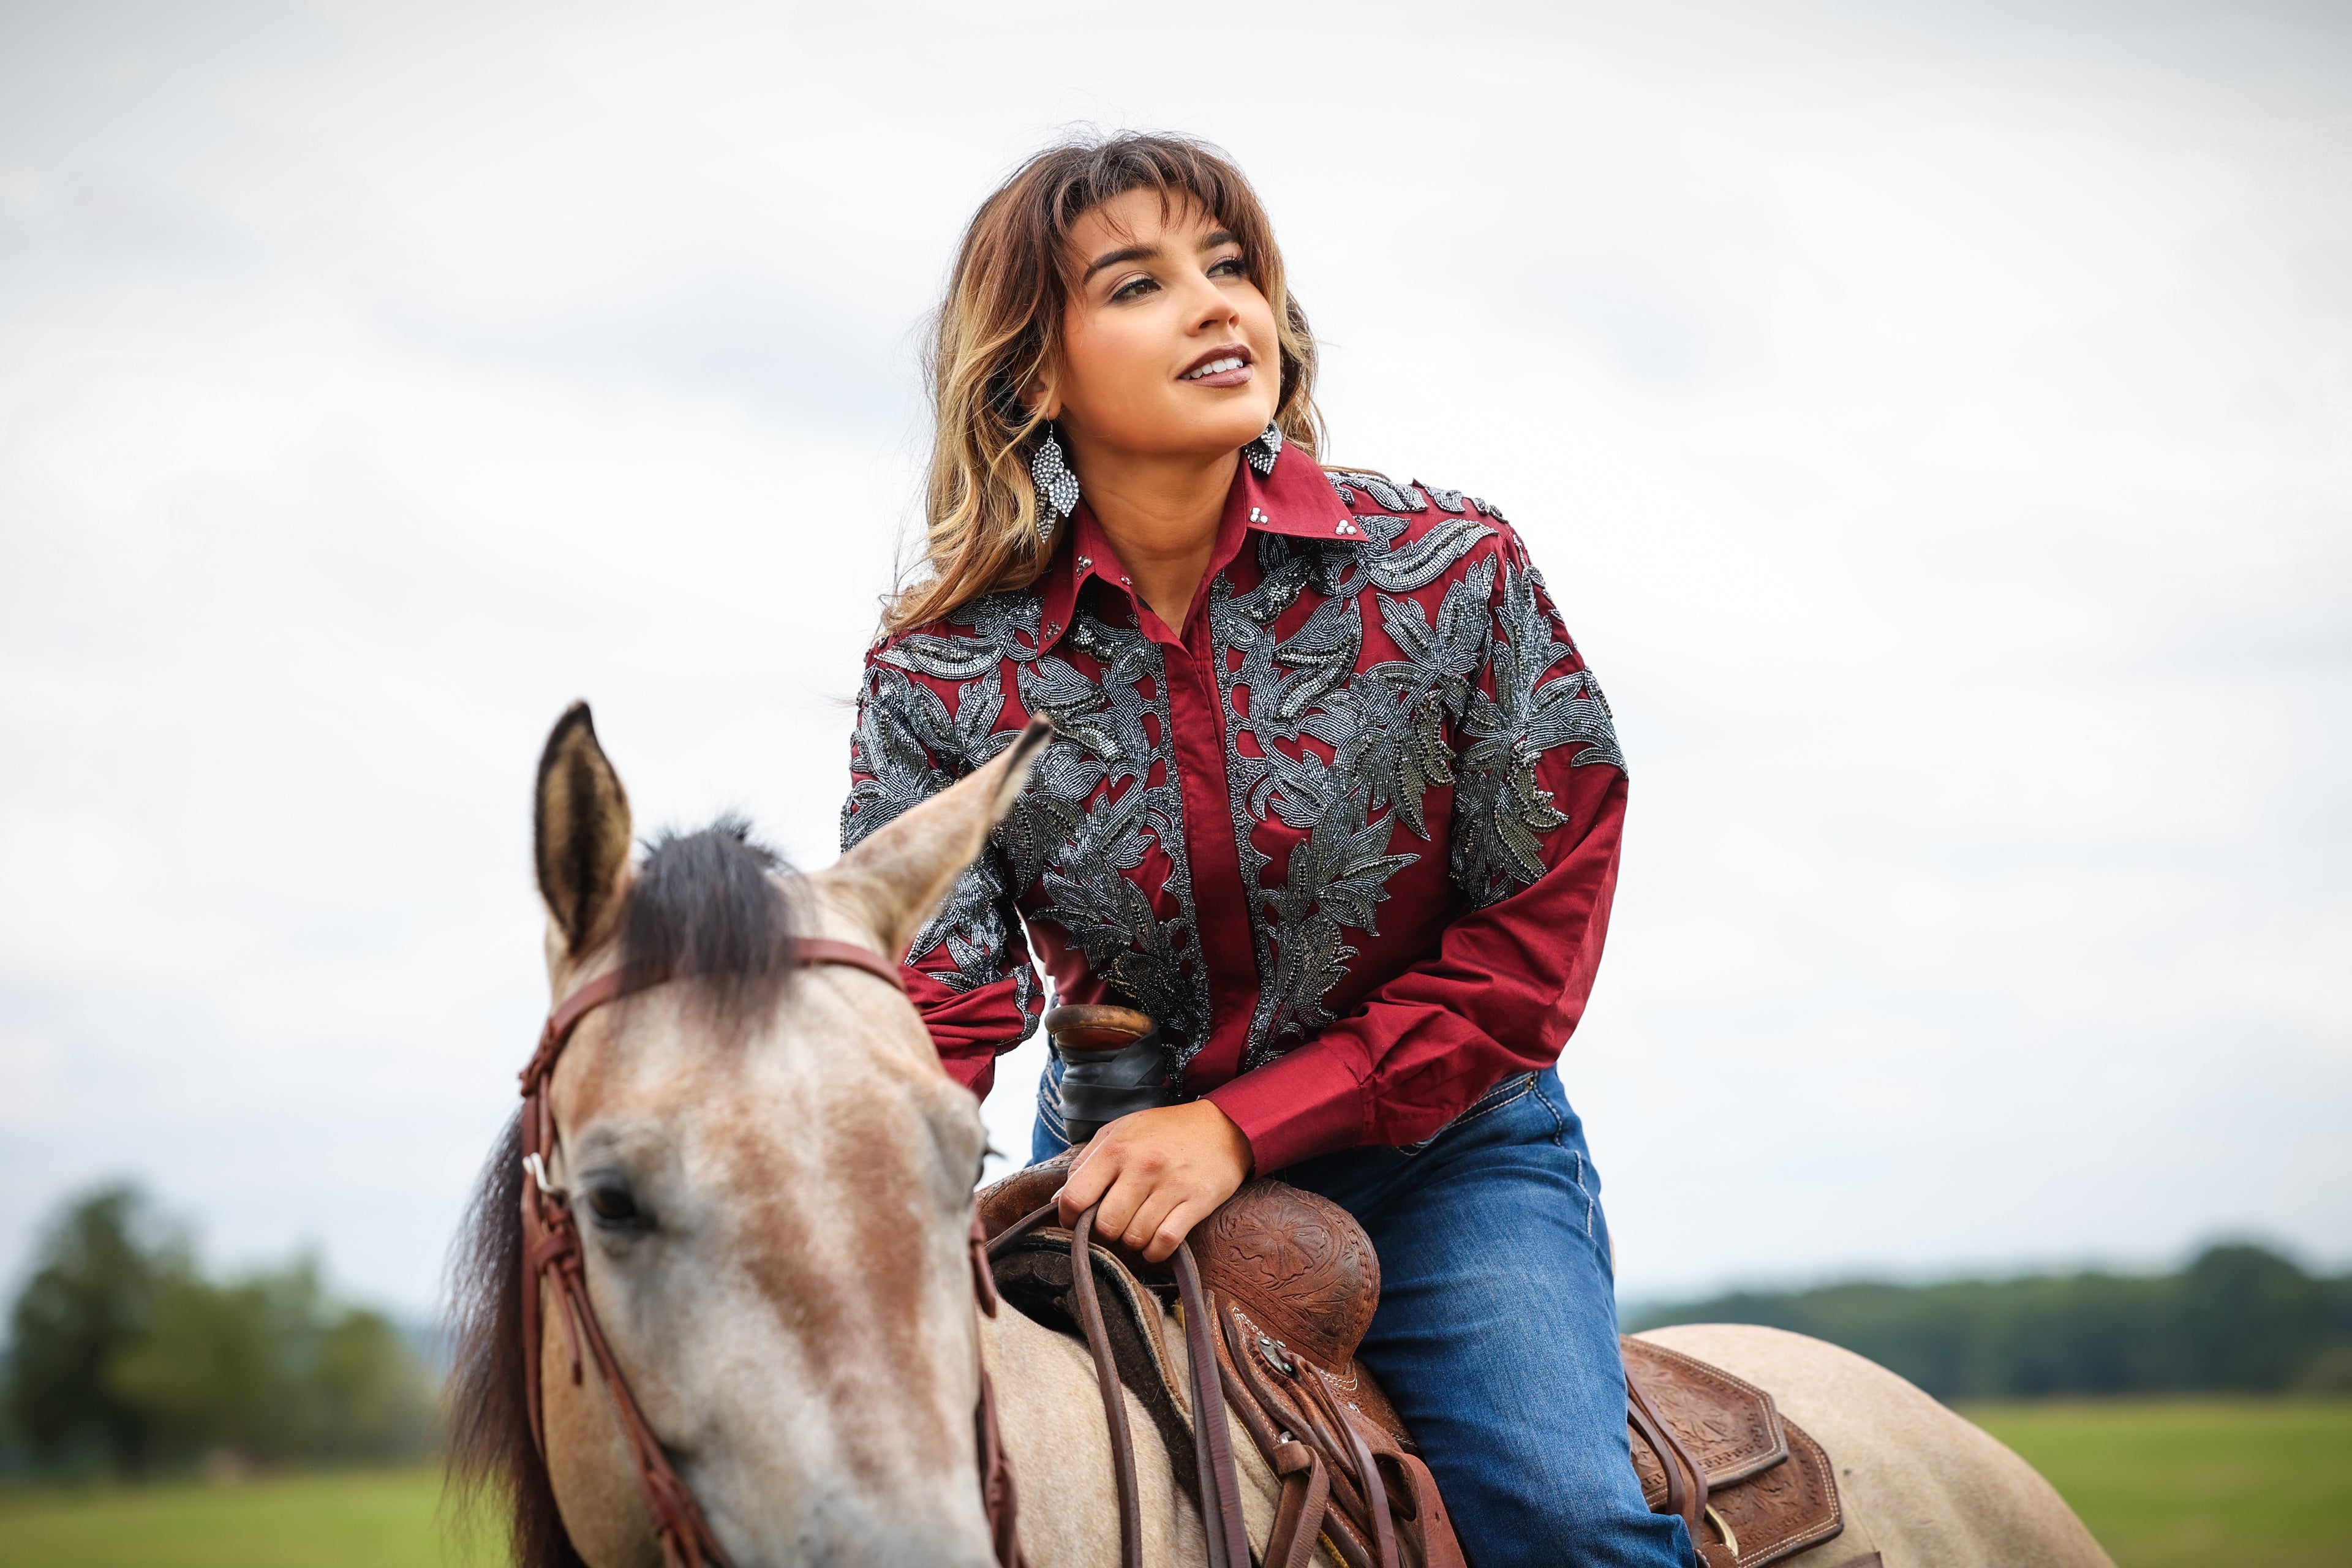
[0,0,2345,1311]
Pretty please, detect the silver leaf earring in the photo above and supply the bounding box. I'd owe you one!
[1244,421,1283,477]
[1030,424,1080,543]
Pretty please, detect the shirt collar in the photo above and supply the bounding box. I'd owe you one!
[1036,439,1356,654]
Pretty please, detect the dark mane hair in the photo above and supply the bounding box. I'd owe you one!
[621,815,799,1025]
[444,817,797,1567]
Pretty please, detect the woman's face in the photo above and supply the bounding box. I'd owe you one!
[1049,188,1281,463]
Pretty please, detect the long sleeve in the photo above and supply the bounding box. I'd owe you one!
[841,652,1042,1099]
[1207,537,1629,1173]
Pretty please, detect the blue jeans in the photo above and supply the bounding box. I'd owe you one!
[1032,1061,1695,1568]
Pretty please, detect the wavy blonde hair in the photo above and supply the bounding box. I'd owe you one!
[886,132,1325,635]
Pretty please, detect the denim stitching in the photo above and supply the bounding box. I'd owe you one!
[1395,1072,1537,1158]
[1035,1066,1069,1145]
[1451,1074,1537,1128]
[1531,1085,1596,1238]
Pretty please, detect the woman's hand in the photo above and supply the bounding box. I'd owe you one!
[1057,1099,1254,1264]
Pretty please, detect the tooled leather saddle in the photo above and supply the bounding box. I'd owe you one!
[982,1014,1845,1567]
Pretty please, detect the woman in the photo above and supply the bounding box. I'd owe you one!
[840,133,1685,1568]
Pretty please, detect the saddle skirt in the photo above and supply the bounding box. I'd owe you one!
[977,1162,1842,1568]
[1623,1338,1846,1567]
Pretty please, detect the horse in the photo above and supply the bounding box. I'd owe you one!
[445,702,2114,1568]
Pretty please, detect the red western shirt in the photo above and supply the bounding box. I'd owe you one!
[841,436,1627,1175]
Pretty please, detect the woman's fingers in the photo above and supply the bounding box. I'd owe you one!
[1058,1121,1149,1224]
[1056,1137,1116,1224]
[1120,1183,1185,1254]
[1089,1162,1157,1246]
[1054,1102,1254,1254]
[1140,1195,1218,1265]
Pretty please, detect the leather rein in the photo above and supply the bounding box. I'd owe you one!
[983,1203,1255,1568]
[517,937,1023,1568]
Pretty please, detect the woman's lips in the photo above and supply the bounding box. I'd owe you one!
[1185,363,1254,389]
[1179,348,1254,390]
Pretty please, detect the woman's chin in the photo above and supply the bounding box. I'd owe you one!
[1174,402,1280,456]
[1088,400,1279,463]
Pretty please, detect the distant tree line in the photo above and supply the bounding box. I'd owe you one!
[1628,1242,2352,1400]
[2,1183,435,1478]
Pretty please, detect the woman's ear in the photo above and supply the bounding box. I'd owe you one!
[1020,365,1061,423]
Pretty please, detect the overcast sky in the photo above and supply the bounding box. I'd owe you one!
[2,0,2346,1316]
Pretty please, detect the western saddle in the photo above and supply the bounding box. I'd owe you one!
[978,1020,1847,1568]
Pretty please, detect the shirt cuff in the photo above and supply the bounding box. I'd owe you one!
[1204,1043,1366,1175]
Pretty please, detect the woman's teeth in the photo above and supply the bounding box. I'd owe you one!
[1184,356,1246,380]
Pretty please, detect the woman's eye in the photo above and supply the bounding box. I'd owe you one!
[1209,255,1246,278]
[585,1182,641,1224]
[1110,274,1158,303]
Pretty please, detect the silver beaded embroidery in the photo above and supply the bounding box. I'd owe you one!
[846,481,1619,1079]
[1449,560,1625,906]
[1205,518,1483,1065]
[1244,422,1283,476]
[1205,503,1621,1066]
[846,589,1212,1069]
[1325,469,1428,514]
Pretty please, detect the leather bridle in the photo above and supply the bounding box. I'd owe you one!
[517,937,1023,1568]
[519,935,1262,1568]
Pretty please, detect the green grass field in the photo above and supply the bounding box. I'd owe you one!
[1,1400,2345,1566]
[1964,1398,2352,1568]
[0,1467,491,1568]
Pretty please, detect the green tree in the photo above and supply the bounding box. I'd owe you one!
[4,1183,187,1473]
[107,1257,435,1464]
[108,1265,316,1460]
[314,1306,435,1460]
[7,1187,435,1475]
[2180,1243,2323,1389]
[1630,1242,2350,1398]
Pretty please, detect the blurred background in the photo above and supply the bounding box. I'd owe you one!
[1,1,2346,1562]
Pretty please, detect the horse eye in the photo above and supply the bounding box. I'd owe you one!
[584,1181,641,1225]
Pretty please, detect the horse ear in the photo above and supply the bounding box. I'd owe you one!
[820,717,1050,964]
[534,702,634,955]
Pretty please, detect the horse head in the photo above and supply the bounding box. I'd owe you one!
[450,701,1046,1568]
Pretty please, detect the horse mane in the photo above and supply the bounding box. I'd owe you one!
[445,1109,582,1568]
[444,818,798,1567]
[619,815,799,1027]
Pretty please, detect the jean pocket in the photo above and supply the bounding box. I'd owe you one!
[1395,1071,1538,1158]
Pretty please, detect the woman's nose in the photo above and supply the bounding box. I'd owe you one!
[1182,274,1238,331]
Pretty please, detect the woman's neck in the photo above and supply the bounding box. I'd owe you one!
[1072,443,1238,636]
